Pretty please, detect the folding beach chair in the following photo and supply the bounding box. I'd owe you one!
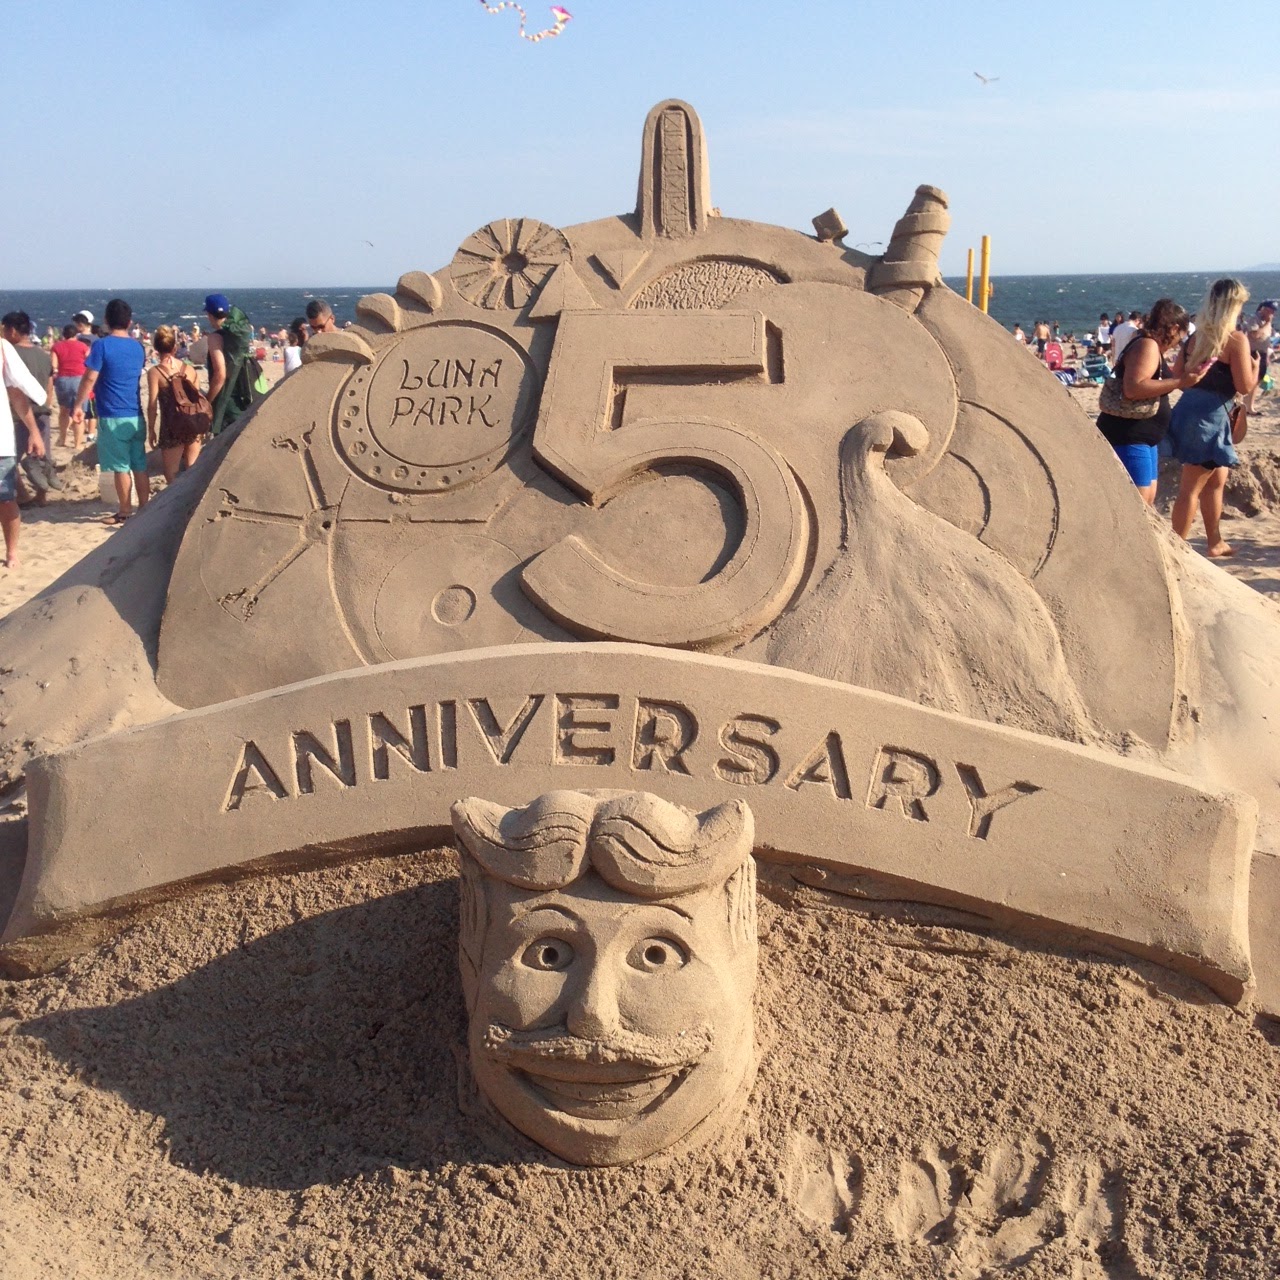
[1044,342,1064,371]
[1082,354,1111,384]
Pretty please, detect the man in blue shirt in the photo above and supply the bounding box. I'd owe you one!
[73,298,150,524]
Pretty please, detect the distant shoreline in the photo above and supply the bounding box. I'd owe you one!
[3,269,1275,290]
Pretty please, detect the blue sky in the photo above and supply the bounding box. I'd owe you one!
[5,0,1275,286]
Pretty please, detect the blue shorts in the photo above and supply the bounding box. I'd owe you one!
[1112,442,1159,487]
[0,456,16,503]
[54,375,81,410]
[97,416,148,473]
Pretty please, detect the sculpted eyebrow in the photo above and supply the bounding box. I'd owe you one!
[642,901,694,922]
[510,902,581,924]
[509,900,694,924]
[614,901,696,921]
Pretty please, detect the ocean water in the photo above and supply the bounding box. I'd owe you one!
[940,271,1280,338]
[0,288,388,336]
[2,273,1278,340]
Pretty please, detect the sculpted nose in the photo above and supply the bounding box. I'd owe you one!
[565,966,619,1040]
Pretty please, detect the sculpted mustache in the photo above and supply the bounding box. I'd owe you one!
[483,1022,714,1071]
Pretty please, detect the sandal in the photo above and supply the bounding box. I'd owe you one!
[102,513,130,526]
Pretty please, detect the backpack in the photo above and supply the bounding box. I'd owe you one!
[248,355,270,397]
[209,308,269,434]
[162,368,213,434]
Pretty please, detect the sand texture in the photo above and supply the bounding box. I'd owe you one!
[0,850,1276,1279]
[0,448,121,617]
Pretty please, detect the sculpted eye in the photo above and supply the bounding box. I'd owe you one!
[522,939,574,972]
[629,937,689,973]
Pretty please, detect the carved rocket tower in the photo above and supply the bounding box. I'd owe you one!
[869,184,951,309]
[637,99,712,240]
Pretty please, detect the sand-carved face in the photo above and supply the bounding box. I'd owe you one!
[452,789,757,1166]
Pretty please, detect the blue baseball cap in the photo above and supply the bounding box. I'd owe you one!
[204,293,231,315]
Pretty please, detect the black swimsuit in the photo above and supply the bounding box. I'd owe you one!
[1195,358,1236,401]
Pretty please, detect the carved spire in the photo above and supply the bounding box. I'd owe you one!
[869,185,950,310]
[636,99,711,240]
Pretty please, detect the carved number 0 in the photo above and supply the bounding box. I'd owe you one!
[522,310,808,646]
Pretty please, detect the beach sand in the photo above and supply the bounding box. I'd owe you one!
[0,449,129,616]
[1,853,1277,1279]
[0,357,286,618]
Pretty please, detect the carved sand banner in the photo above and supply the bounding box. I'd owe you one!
[8,645,1253,998]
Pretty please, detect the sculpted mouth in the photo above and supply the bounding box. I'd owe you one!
[483,1022,711,1118]
[518,1065,687,1119]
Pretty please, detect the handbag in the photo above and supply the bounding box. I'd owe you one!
[1231,402,1248,445]
[1098,344,1159,420]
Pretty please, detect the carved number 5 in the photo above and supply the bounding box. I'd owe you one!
[522,310,808,646]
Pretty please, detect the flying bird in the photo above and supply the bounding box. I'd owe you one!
[362,240,375,248]
[974,72,999,85]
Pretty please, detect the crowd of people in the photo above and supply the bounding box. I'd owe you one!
[1015,284,1276,559]
[1,294,344,567]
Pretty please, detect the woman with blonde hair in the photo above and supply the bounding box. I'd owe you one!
[146,324,207,483]
[1168,279,1260,558]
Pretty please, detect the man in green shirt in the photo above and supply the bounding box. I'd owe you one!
[203,293,259,436]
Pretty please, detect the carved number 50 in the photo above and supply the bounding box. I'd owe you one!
[522,310,808,646]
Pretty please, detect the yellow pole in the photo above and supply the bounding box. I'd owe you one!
[978,234,991,314]
[965,248,974,304]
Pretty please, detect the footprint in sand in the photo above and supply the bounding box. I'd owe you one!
[888,1133,1129,1277]
[782,1130,863,1233]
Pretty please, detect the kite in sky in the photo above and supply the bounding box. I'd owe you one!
[477,2,572,43]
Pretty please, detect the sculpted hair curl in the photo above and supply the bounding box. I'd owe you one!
[452,790,757,1011]
[452,790,753,897]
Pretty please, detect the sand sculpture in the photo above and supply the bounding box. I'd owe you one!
[453,788,757,1166]
[0,98,1278,1269]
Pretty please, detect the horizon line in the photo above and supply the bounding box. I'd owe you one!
[3,266,1277,293]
